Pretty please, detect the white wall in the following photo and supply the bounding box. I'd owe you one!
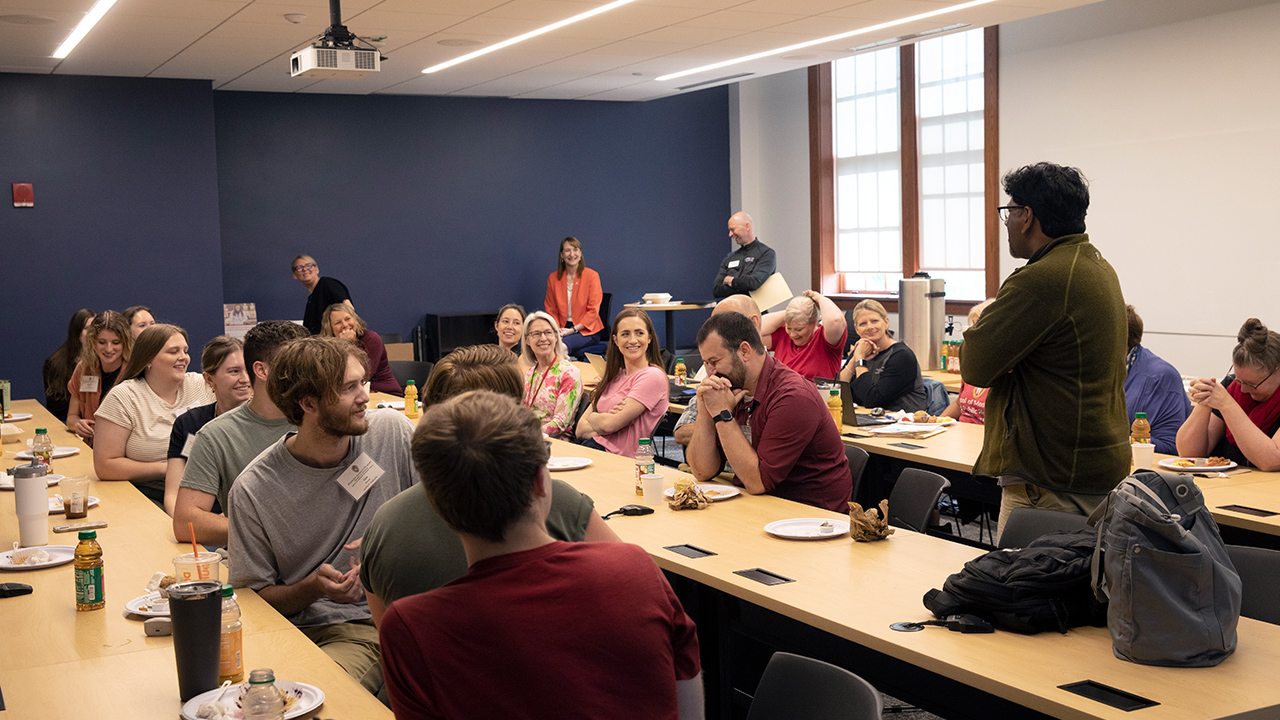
[1000,0,1280,378]
[729,68,812,310]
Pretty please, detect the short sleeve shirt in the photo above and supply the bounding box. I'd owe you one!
[168,403,219,460]
[95,374,215,463]
[769,325,847,381]
[593,366,669,458]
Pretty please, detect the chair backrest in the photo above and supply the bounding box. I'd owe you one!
[598,292,613,334]
[1226,544,1280,624]
[389,360,434,392]
[888,468,950,533]
[844,445,870,506]
[922,377,949,415]
[569,387,594,440]
[997,508,1090,549]
[746,652,883,720]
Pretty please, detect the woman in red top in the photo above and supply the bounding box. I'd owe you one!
[544,237,604,357]
[943,299,994,424]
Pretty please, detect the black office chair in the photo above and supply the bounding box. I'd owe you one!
[1226,545,1280,624]
[844,445,870,507]
[887,468,950,533]
[381,332,404,344]
[389,360,434,393]
[997,508,1090,549]
[746,652,883,720]
[574,292,613,360]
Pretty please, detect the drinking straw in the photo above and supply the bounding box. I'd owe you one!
[188,521,200,560]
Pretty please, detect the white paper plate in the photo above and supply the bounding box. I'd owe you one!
[49,495,99,514]
[14,446,81,460]
[2,412,33,422]
[1159,457,1238,472]
[124,591,171,618]
[663,484,740,502]
[181,679,324,720]
[0,545,76,571]
[547,456,593,471]
[896,415,956,426]
[764,518,850,540]
[0,473,65,490]
[376,400,407,410]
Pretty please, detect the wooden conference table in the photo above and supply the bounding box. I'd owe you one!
[0,400,392,720]
[546,439,1280,720]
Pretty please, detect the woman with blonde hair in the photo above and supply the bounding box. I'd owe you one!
[93,324,214,503]
[758,290,847,380]
[838,299,926,412]
[943,299,995,423]
[576,308,668,457]
[162,336,251,516]
[321,303,402,395]
[66,310,134,444]
[1178,318,1280,470]
[521,311,583,438]
[545,237,604,357]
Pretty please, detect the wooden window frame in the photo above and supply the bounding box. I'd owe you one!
[811,25,1000,314]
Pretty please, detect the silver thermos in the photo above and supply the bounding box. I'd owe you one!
[899,272,945,371]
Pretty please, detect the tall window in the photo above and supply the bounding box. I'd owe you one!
[819,26,997,304]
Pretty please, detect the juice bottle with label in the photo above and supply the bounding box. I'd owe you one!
[827,388,843,428]
[404,380,419,419]
[74,530,105,611]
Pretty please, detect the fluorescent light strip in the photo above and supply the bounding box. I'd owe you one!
[52,0,118,59]
[655,0,997,82]
[423,0,639,74]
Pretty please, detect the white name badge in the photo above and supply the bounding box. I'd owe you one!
[79,375,100,393]
[335,452,384,501]
[727,260,740,268]
[181,433,197,459]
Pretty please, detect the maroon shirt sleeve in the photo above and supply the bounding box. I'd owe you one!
[380,602,446,720]
[360,330,402,396]
[754,391,822,491]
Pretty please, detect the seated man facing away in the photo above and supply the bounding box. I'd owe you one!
[687,311,851,512]
[228,336,418,696]
[359,344,619,625]
[1123,304,1190,455]
[175,320,309,546]
[380,390,703,720]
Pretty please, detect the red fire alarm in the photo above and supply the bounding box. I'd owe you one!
[12,183,33,208]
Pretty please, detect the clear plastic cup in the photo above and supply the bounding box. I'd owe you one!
[641,474,665,507]
[173,553,222,583]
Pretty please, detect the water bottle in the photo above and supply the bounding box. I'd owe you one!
[241,668,285,720]
[635,438,654,496]
[219,584,244,683]
[32,427,54,470]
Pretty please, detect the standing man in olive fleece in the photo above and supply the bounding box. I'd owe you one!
[960,162,1129,536]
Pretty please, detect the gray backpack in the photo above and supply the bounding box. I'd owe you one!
[1089,470,1241,667]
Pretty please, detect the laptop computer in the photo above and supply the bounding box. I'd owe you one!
[813,377,895,427]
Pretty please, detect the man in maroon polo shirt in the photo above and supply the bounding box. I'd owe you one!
[687,311,851,512]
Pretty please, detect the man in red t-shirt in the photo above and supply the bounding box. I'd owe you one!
[379,390,704,720]
[688,312,852,513]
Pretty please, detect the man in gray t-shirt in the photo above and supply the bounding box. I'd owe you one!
[228,336,418,696]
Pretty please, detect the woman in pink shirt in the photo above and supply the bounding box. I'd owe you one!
[576,308,668,457]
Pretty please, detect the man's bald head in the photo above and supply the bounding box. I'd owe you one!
[728,212,755,247]
[713,294,762,333]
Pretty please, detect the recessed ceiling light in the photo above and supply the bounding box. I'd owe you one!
[283,13,307,24]
[438,38,484,47]
[655,0,997,82]
[423,0,640,74]
[0,14,55,25]
[52,0,118,59]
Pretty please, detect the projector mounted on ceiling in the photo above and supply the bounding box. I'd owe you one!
[289,0,384,79]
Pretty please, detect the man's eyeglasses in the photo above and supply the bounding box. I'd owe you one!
[997,205,1027,222]
[292,262,317,273]
[528,330,557,340]
[1235,366,1278,391]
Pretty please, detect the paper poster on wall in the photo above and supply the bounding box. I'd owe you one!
[223,303,257,338]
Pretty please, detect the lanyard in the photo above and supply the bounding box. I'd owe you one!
[526,363,556,407]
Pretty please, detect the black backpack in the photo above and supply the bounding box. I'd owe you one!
[922,529,1107,634]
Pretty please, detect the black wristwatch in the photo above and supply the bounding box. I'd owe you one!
[855,359,867,368]
[713,410,734,424]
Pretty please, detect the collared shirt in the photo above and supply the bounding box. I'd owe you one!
[729,355,851,512]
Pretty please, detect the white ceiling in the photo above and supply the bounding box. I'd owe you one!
[0,0,1099,101]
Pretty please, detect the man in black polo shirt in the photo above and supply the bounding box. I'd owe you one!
[713,212,776,299]
[292,253,353,334]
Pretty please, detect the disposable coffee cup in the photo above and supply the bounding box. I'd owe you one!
[641,474,665,507]
[1131,442,1156,471]
[15,475,49,547]
[173,552,221,583]
[60,476,91,519]
[169,580,223,702]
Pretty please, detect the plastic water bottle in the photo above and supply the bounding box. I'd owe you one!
[404,380,419,420]
[635,438,654,496]
[32,427,54,469]
[219,584,244,683]
[241,668,285,720]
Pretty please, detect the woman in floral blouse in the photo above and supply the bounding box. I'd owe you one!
[521,311,583,438]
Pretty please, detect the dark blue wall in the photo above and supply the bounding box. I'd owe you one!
[0,72,729,405]
[214,89,729,349]
[0,74,224,402]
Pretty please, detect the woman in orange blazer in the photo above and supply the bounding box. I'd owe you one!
[545,236,604,356]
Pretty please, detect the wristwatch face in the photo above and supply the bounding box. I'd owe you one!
[714,410,734,424]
